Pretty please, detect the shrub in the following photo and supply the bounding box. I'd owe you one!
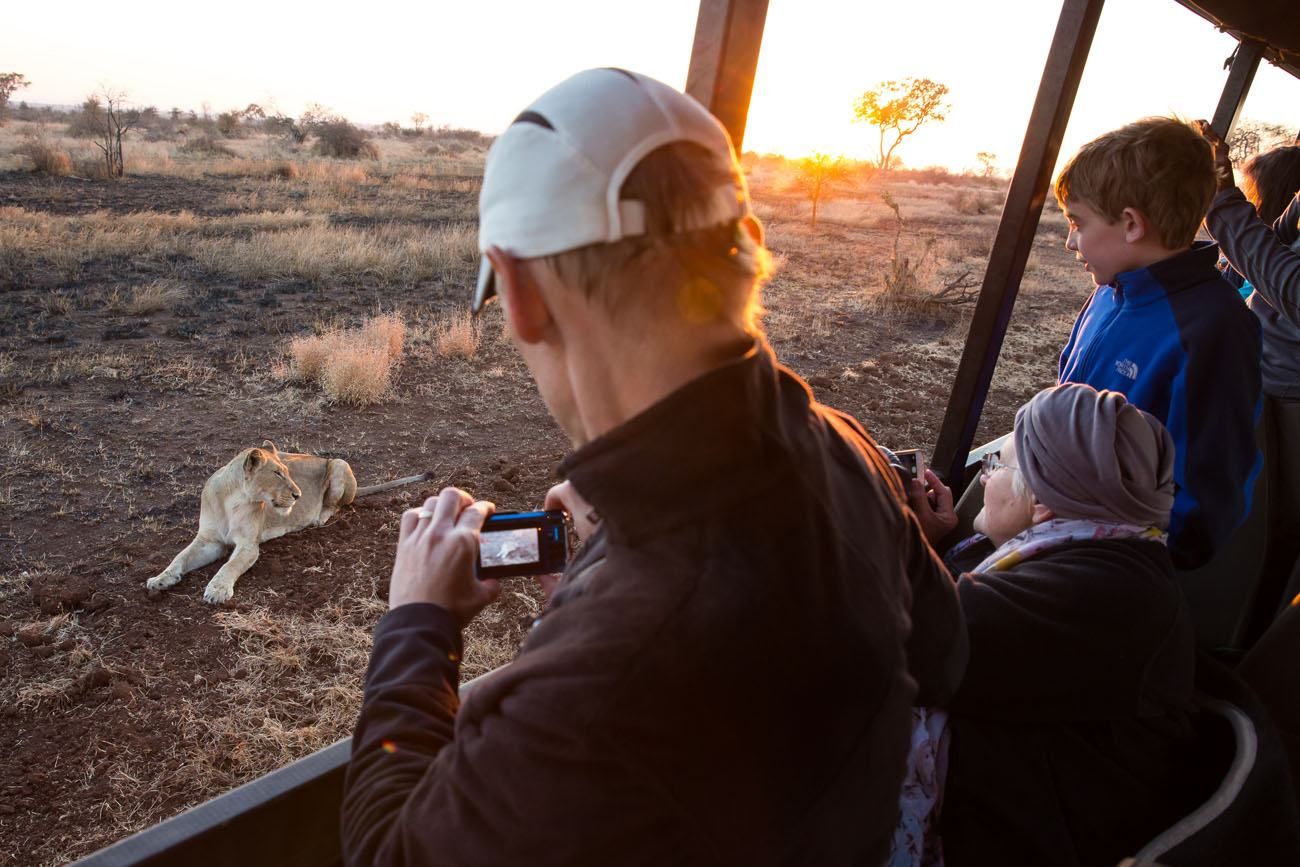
[268,161,300,180]
[182,135,237,157]
[361,312,406,358]
[312,120,378,159]
[126,279,187,315]
[428,125,494,148]
[287,332,338,383]
[433,311,479,358]
[17,140,71,175]
[949,189,1000,216]
[320,343,392,405]
[286,313,405,405]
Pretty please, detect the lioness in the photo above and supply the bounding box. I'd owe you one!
[146,441,357,604]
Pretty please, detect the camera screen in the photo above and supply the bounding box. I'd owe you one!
[480,527,540,568]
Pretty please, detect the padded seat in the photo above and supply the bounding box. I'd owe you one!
[1130,657,1300,866]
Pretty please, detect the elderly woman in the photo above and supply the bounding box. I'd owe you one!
[901,383,1199,867]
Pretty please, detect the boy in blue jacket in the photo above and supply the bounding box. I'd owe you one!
[1054,117,1262,569]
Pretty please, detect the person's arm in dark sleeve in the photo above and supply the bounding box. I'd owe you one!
[901,508,968,706]
[1206,187,1300,328]
[1162,303,1262,569]
[1274,191,1300,247]
[342,605,653,867]
[341,603,464,864]
[822,405,968,705]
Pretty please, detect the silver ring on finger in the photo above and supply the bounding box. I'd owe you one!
[417,509,435,520]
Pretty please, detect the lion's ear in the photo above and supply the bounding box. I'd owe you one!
[262,439,278,455]
[244,449,265,474]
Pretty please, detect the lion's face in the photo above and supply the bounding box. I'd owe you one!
[244,447,302,515]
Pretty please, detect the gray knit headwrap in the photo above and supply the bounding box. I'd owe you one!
[1014,384,1176,529]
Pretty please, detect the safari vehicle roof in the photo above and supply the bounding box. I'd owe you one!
[1175,0,1300,78]
[72,1,1300,865]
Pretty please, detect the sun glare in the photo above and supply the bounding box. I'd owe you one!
[3,0,1297,173]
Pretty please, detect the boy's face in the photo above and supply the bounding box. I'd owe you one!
[1062,197,1139,287]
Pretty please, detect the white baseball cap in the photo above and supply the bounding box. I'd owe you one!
[473,67,750,313]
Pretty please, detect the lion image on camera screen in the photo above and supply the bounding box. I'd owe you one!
[145,440,357,604]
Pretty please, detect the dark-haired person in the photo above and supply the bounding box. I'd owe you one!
[1197,122,1300,614]
[340,69,966,867]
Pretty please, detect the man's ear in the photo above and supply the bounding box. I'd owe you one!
[488,245,551,345]
[244,449,265,475]
[1030,502,1056,524]
[1120,207,1150,244]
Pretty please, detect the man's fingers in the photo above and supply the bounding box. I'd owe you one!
[428,487,470,532]
[456,500,495,532]
[544,482,569,513]
[399,507,422,539]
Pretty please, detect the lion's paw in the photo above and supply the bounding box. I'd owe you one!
[146,572,180,591]
[203,579,235,605]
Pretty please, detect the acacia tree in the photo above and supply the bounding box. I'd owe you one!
[852,78,950,173]
[976,150,997,178]
[0,73,31,125]
[795,152,849,227]
[89,89,142,178]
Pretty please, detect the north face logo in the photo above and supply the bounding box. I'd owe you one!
[1115,358,1139,380]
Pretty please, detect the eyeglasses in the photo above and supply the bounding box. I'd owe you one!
[980,451,1019,476]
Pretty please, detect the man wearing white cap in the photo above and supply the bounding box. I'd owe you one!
[342,68,966,866]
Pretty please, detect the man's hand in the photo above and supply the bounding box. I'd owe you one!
[908,468,957,547]
[545,480,599,541]
[390,487,501,624]
[532,481,599,604]
[1194,119,1235,192]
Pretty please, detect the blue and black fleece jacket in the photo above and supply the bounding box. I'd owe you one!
[1058,241,1262,570]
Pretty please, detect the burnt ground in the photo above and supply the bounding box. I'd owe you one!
[0,167,1084,864]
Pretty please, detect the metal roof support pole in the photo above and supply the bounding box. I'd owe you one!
[686,0,770,150]
[1211,38,1265,140]
[930,0,1106,487]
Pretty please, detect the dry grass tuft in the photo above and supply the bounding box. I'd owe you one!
[125,279,187,315]
[433,311,480,358]
[43,291,74,317]
[361,312,406,358]
[287,312,405,405]
[297,161,367,192]
[949,189,1000,217]
[17,140,73,175]
[269,161,300,180]
[320,343,393,406]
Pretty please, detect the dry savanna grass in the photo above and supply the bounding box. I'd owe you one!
[0,207,476,284]
[433,310,480,358]
[286,312,406,405]
[16,139,73,176]
[124,279,187,315]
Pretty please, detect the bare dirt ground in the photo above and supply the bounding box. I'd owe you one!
[0,136,1088,864]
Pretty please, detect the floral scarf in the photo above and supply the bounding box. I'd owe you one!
[959,517,1167,574]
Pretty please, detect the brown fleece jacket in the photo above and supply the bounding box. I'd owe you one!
[341,341,967,867]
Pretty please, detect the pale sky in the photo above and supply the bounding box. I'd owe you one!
[5,0,1297,173]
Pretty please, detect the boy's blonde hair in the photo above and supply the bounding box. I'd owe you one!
[1053,117,1215,248]
[537,141,771,335]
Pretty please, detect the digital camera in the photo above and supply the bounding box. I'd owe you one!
[477,509,571,580]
